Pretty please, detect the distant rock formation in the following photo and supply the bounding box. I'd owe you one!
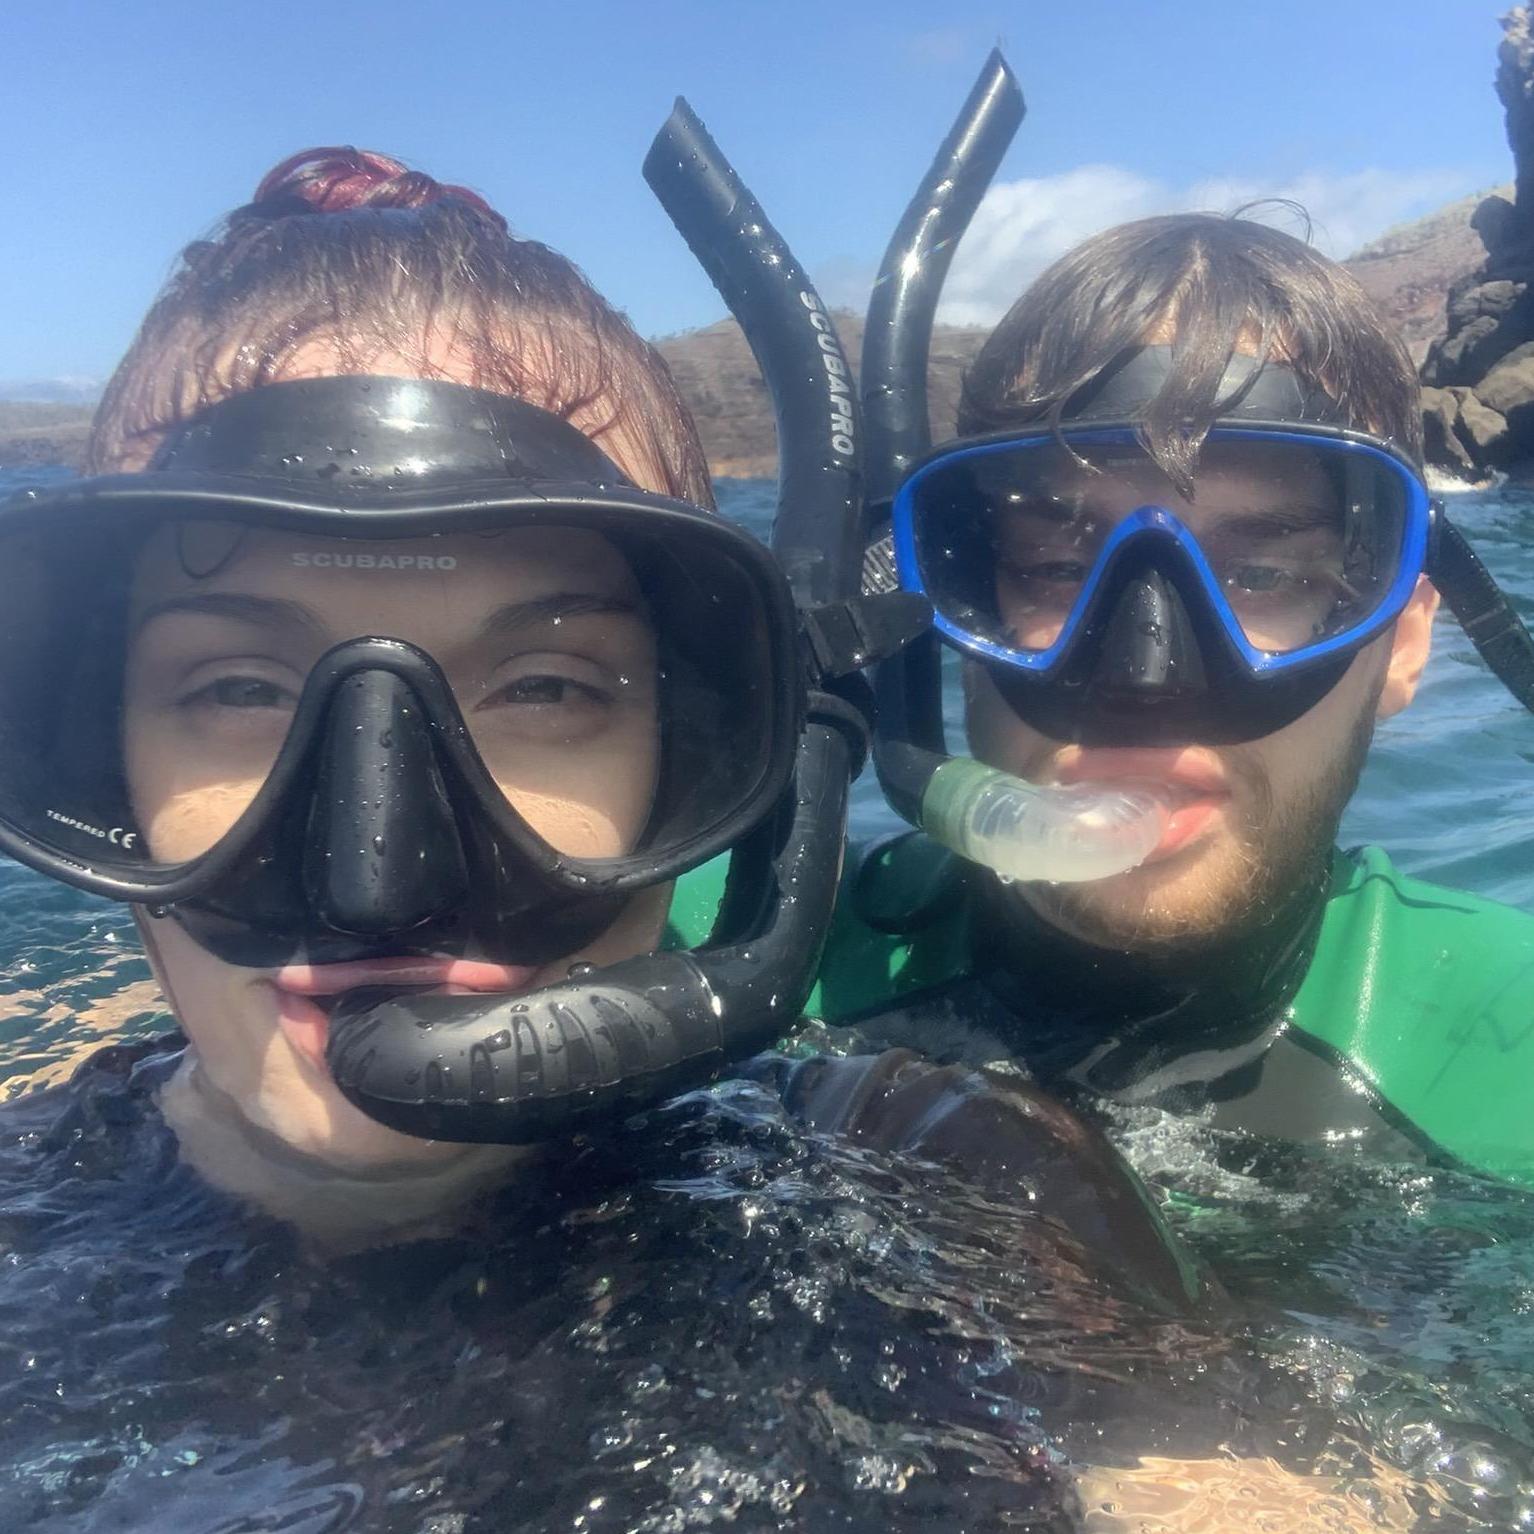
[0,402,92,469]
[1348,188,1509,367]
[0,193,1501,479]
[654,311,990,479]
[1421,6,1534,476]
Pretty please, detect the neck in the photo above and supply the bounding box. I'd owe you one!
[160,1051,537,1252]
[972,858,1332,1102]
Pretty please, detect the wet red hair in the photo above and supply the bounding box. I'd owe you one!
[88,147,712,505]
[251,146,509,227]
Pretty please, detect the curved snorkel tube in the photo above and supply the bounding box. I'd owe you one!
[326,101,925,1143]
[858,56,1172,878]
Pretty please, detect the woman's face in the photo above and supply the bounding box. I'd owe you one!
[126,511,671,1177]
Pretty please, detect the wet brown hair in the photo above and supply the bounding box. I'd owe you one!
[87,147,713,506]
[958,212,1422,493]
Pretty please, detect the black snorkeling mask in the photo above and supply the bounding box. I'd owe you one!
[0,111,925,1142]
[857,51,1534,828]
[4,375,800,969]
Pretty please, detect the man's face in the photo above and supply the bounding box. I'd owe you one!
[963,442,1439,953]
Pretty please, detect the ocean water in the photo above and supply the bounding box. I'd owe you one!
[0,463,1530,1530]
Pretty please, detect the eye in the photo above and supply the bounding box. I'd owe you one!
[1224,564,1291,594]
[181,675,297,711]
[478,672,609,710]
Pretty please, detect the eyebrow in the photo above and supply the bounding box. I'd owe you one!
[478,592,643,637]
[134,592,329,640]
[994,493,1081,525]
[133,589,644,643]
[1209,505,1341,538]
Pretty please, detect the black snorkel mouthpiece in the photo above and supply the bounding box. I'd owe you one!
[320,101,928,1142]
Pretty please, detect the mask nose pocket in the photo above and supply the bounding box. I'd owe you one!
[1094,568,1210,699]
[303,669,470,937]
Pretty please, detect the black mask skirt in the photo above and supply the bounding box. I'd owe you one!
[0,358,919,1142]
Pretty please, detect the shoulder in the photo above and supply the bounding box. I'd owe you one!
[1293,847,1534,1180]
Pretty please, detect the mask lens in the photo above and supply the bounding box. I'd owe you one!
[1192,439,1409,653]
[0,510,781,879]
[457,526,778,861]
[905,432,1414,659]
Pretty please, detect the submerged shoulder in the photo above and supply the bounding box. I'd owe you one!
[1310,844,1534,980]
[1295,846,1534,1181]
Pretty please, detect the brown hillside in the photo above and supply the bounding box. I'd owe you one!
[1344,186,1507,364]
[655,310,989,479]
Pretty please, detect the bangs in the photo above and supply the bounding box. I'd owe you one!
[957,213,1421,496]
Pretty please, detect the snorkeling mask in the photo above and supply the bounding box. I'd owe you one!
[0,109,924,1143]
[858,53,1534,871]
[894,348,1434,747]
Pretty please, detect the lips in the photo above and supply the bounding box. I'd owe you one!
[270,957,541,1076]
[1055,748,1232,864]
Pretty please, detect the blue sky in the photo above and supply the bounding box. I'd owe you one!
[0,0,1516,384]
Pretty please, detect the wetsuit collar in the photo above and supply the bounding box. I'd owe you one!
[970,861,1330,1106]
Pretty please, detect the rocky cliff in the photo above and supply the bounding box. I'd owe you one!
[1421,5,1534,475]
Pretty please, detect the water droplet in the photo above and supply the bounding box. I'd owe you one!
[372,835,386,854]
[567,961,597,980]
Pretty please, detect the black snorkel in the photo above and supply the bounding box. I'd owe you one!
[323,102,926,1142]
[860,52,1027,824]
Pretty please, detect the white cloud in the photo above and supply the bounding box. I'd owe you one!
[935,164,1472,327]
[904,27,977,66]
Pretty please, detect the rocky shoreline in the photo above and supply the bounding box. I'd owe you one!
[1420,5,1534,478]
[0,403,92,470]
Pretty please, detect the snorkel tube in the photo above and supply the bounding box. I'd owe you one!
[861,54,1172,880]
[325,103,923,1143]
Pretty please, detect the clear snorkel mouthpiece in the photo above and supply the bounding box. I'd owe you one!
[920,758,1170,883]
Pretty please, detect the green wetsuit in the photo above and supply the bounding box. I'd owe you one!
[669,840,1534,1187]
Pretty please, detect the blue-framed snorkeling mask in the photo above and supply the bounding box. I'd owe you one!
[892,415,1435,745]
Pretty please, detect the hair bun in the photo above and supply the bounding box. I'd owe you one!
[251,146,507,230]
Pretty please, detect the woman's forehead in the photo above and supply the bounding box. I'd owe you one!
[129,522,640,607]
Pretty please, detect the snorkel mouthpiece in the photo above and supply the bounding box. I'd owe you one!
[920,759,1170,884]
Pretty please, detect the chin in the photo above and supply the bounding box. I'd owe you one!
[1022,836,1260,952]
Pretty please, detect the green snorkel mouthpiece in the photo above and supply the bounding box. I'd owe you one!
[921,760,1171,884]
